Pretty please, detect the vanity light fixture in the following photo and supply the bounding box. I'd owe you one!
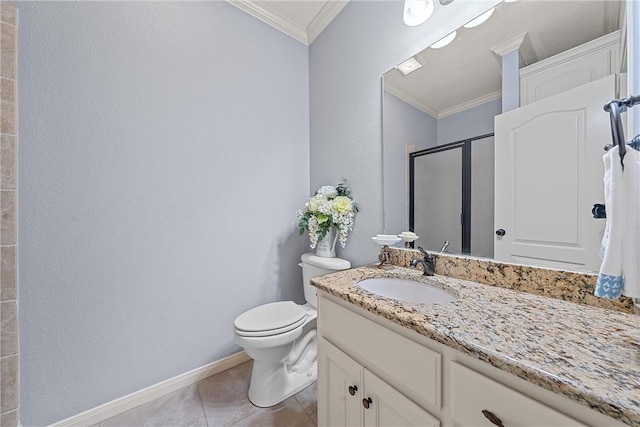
[397,57,423,75]
[403,0,435,27]
[430,31,457,49]
[463,7,495,28]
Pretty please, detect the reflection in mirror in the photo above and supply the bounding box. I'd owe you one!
[382,0,627,272]
[409,134,494,258]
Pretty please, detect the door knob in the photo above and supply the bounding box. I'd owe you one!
[495,229,506,236]
[348,385,358,396]
[362,397,372,409]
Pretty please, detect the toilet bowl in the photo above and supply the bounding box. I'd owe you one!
[233,254,350,407]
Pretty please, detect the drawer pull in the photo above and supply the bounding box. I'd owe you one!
[482,410,505,427]
[362,397,372,409]
[348,385,358,396]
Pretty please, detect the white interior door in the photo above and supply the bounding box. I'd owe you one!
[494,74,615,272]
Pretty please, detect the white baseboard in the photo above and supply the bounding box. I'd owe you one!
[51,351,250,427]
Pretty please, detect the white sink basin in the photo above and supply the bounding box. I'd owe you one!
[357,277,458,304]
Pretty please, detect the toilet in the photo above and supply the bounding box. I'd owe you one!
[233,253,350,407]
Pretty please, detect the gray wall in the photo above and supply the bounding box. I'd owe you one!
[309,0,500,266]
[437,98,502,145]
[382,92,436,234]
[17,2,309,424]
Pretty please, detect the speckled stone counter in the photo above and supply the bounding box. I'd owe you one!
[388,247,635,314]
[312,266,640,426]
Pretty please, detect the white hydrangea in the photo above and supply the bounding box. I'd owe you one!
[297,182,358,249]
[316,185,337,198]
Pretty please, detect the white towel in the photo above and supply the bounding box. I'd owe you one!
[595,146,640,299]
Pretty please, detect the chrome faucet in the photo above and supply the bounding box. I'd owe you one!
[440,240,450,253]
[410,246,435,276]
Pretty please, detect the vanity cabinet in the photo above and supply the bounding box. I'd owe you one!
[319,337,439,427]
[317,293,627,427]
[450,363,586,427]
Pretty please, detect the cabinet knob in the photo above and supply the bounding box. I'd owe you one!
[482,410,505,427]
[362,397,372,409]
[495,229,506,236]
[348,385,358,396]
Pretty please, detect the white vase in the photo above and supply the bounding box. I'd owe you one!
[316,228,338,258]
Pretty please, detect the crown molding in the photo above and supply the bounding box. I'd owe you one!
[227,0,308,44]
[307,1,349,44]
[227,1,349,46]
[384,82,440,119]
[385,81,502,120]
[438,90,502,119]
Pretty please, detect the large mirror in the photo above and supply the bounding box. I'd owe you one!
[382,0,627,272]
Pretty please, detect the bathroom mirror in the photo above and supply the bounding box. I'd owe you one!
[382,0,627,272]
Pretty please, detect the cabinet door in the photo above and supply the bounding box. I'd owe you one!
[363,369,440,427]
[318,338,363,427]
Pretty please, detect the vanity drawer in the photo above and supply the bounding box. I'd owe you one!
[319,297,441,410]
[450,362,586,427]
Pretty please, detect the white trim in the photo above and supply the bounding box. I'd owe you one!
[50,351,251,427]
[383,83,439,118]
[385,82,501,120]
[491,32,528,58]
[307,1,349,45]
[438,90,502,119]
[225,1,349,46]
[227,1,308,44]
[520,30,621,77]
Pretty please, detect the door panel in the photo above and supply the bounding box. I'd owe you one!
[494,74,614,271]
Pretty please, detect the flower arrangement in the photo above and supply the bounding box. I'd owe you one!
[297,181,358,249]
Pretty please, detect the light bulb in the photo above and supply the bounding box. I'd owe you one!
[463,7,495,28]
[430,31,457,49]
[403,0,435,27]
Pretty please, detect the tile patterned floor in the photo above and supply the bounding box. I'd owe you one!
[99,361,317,427]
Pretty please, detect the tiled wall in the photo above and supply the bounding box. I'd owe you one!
[0,3,18,426]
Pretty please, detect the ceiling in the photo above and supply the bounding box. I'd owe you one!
[384,0,625,119]
[227,0,349,45]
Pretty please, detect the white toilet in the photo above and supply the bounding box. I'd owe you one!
[233,253,350,407]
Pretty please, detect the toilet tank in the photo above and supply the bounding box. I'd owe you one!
[300,253,351,308]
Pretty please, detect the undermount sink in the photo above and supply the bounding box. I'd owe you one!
[357,277,458,304]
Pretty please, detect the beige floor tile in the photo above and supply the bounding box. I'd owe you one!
[100,384,207,427]
[1,245,16,301]
[231,397,314,427]
[1,22,16,80]
[1,354,18,413]
[0,301,17,356]
[197,361,260,426]
[1,409,18,427]
[294,382,317,426]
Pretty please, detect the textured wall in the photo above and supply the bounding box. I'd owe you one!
[1,3,18,426]
[309,0,501,267]
[436,99,502,145]
[17,2,309,424]
[382,92,436,233]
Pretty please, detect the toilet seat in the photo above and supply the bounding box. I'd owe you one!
[234,301,307,338]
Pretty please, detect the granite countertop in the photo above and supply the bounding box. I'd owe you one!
[312,266,640,426]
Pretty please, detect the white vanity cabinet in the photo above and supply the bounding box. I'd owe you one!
[317,293,628,427]
[319,337,439,427]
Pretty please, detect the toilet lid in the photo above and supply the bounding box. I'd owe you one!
[234,301,306,337]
